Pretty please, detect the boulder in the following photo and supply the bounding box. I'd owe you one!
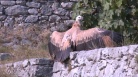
[5,5,28,16]
[16,0,26,5]
[1,1,16,6]
[28,9,38,15]
[0,5,4,15]
[4,16,15,27]
[0,53,13,61]
[61,2,74,9]
[25,15,38,23]
[49,15,61,23]
[26,2,40,8]
[53,8,67,15]
[40,5,52,15]
[0,15,6,21]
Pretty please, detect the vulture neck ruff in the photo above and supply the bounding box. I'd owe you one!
[73,15,83,28]
[72,21,81,29]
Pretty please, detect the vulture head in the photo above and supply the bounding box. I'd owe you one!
[73,15,83,27]
[76,15,83,22]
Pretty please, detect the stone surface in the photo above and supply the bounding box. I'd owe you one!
[0,53,13,61]
[1,1,16,6]
[0,58,54,77]
[54,8,67,15]
[61,2,74,9]
[0,5,4,15]
[52,45,138,77]
[40,5,52,15]
[49,15,61,23]
[52,2,60,10]
[26,2,40,8]
[0,15,6,21]
[39,16,49,21]
[28,9,38,15]
[16,0,26,5]
[4,16,15,27]
[56,22,68,31]
[5,5,28,15]
[25,15,38,23]
[64,20,74,27]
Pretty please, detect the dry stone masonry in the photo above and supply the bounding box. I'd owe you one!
[0,0,78,49]
[0,45,138,77]
[0,58,54,77]
[53,45,138,77]
[0,0,77,31]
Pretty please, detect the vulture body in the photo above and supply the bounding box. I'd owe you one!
[48,15,123,62]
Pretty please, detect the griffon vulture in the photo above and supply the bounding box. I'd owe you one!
[48,15,123,62]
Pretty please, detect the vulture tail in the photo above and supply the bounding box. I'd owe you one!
[107,31,124,46]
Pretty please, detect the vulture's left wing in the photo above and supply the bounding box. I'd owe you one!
[72,28,123,51]
[48,31,72,62]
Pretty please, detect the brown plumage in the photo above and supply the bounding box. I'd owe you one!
[48,15,124,62]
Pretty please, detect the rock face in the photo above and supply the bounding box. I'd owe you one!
[0,58,54,77]
[52,45,138,77]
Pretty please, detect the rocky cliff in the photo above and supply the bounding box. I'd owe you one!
[53,45,138,77]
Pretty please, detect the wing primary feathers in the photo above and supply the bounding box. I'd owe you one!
[48,41,54,59]
[101,30,124,46]
[48,40,72,62]
[48,31,72,62]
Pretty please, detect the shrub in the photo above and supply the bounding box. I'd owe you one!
[72,0,138,45]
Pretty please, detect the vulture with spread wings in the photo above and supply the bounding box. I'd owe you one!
[48,15,124,62]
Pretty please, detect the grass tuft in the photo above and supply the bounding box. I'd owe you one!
[0,67,15,77]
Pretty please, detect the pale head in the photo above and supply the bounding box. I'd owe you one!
[75,15,83,22]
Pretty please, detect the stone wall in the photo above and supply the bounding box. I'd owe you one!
[1,45,138,77]
[53,45,138,77]
[0,0,79,49]
[0,58,54,77]
[0,0,78,32]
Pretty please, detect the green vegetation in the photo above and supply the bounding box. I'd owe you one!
[72,0,138,45]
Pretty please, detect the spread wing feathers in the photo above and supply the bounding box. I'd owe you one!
[73,28,123,51]
[48,31,72,62]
